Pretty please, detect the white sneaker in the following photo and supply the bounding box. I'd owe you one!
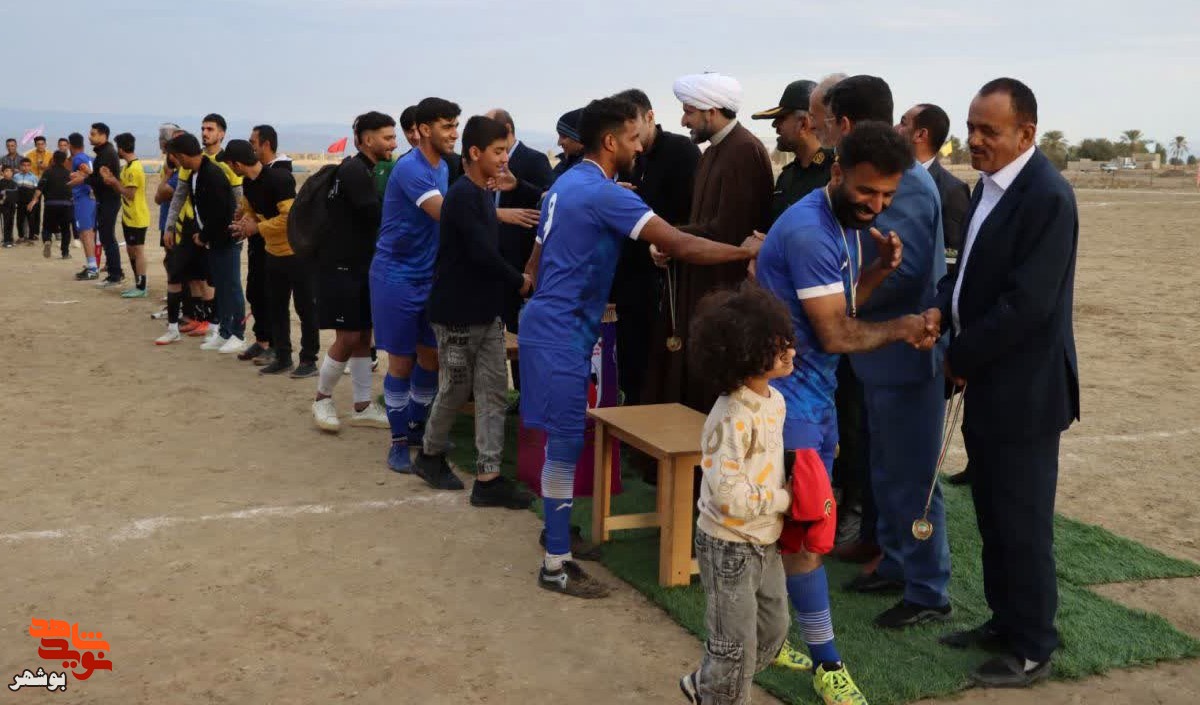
[312,398,340,433]
[218,335,246,354]
[346,400,390,429]
[155,324,182,346]
[201,334,229,351]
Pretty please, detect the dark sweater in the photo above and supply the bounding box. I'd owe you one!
[427,176,525,325]
[190,157,236,248]
[87,142,121,204]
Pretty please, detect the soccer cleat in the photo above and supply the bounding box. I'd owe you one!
[388,440,413,473]
[470,476,534,509]
[185,321,211,337]
[346,401,390,429]
[218,336,247,354]
[679,671,700,704]
[538,560,610,599]
[120,287,148,299]
[290,362,318,378]
[312,398,341,433]
[773,640,814,671]
[200,334,229,351]
[155,325,182,346]
[813,663,868,705]
[413,452,464,490]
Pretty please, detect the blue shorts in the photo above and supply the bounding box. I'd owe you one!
[783,408,839,478]
[369,272,436,356]
[74,198,96,231]
[519,342,589,438]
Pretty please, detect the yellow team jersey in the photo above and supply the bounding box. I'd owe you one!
[120,159,151,228]
[25,149,53,178]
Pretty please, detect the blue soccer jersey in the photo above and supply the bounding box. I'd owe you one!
[71,152,92,201]
[520,160,653,356]
[757,188,861,425]
[374,148,448,281]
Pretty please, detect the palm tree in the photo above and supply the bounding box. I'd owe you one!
[1169,135,1189,163]
[1120,129,1146,156]
[1039,131,1069,169]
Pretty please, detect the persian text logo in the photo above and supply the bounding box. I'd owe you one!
[8,618,113,692]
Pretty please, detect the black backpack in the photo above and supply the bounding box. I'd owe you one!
[287,158,348,258]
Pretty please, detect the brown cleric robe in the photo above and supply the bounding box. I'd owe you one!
[641,121,774,412]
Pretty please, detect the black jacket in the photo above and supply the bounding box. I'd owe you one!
[87,142,121,203]
[927,158,971,254]
[497,140,554,270]
[190,157,236,248]
[934,149,1080,440]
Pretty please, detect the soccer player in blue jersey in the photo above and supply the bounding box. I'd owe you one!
[755,122,937,705]
[371,97,461,475]
[520,96,764,599]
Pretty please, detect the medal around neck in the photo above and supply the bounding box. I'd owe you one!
[911,518,934,541]
[666,335,683,352]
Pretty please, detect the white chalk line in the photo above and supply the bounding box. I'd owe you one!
[1,493,461,546]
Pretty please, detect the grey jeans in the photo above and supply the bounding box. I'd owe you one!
[422,319,508,474]
[695,530,789,705]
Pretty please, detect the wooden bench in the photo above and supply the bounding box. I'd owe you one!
[588,404,705,587]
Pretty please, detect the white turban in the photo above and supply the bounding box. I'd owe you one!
[673,72,743,114]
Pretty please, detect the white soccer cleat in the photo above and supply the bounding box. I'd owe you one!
[155,324,182,346]
[312,398,341,433]
[346,400,390,429]
[218,335,246,354]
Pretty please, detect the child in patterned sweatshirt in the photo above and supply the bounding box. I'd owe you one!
[680,282,797,705]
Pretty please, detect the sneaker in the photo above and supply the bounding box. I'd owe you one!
[218,336,247,354]
[180,319,202,334]
[290,362,318,378]
[200,334,230,351]
[61,252,71,259]
[970,654,1051,688]
[470,476,534,509]
[75,268,99,280]
[185,321,211,337]
[43,241,52,258]
[253,349,277,367]
[259,357,294,375]
[413,452,464,490]
[120,287,148,299]
[155,324,182,346]
[312,398,340,433]
[874,600,952,630]
[843,571,904,595]
[773,641,814,671]
[346,401,389,429]
[539,526,602,561]
[388,440,413,473]
[96,276,125,289]
[203,326,223,345]
[238,342,268,361]
[813,663,868,705]
[679,671,700,704]
[2,242,12,248]
[538,560,610,599]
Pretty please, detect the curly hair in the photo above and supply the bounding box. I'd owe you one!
[689,282,795,395]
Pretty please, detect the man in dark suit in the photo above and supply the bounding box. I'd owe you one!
[925,78,1080,687]
[485,108,555,394]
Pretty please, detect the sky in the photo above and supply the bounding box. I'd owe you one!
[11,0,1198,152]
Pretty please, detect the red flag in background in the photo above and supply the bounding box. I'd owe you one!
[327,137,348,154]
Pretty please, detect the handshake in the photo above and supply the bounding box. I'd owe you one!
[899,308,943,351]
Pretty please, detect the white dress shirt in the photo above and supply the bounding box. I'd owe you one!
[951,145,1036,334]
[709,119,738,146]
[921,156,936,170]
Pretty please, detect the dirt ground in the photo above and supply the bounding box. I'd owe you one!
[0,186,1197,703]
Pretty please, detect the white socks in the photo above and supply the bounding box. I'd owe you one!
[348,357,374,404]
[317,355,348,397]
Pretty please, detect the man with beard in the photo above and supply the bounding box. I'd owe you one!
[756,121,935,705]
[372,97,460,475]
[520,96,763,599]
[642,72,774,413]
[753,79,835,228]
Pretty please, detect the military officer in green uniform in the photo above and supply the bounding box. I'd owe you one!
[752,79,836,228]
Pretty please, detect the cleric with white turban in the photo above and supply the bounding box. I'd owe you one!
[672,72,744,114]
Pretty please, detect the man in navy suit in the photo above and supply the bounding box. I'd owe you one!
[824,76,953,631]
[485,109,555,394]
[926,78,1080,687]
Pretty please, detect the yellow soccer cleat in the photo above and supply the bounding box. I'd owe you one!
[813,663,868,705]
[772,640,814,671]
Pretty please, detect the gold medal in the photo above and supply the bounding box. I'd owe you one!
[911,518,934,541]
[666,336,682,352]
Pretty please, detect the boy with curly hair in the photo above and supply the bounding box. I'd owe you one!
[680,283,797,705]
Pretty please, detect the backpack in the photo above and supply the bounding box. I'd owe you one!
[287,158,348,258]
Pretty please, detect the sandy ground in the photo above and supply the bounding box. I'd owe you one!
[0,186,1197,703]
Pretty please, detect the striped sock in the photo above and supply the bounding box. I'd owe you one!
[408,365,438,439]
[786,567,841,665]
[541,433,584,566]
[383,373,411,442]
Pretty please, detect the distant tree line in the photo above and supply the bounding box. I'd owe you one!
[943,130,1192,170]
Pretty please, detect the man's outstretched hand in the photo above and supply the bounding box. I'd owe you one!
[869,227,902,273]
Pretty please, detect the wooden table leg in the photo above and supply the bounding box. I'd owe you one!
[659,456,696,587]
[592,422,614,543]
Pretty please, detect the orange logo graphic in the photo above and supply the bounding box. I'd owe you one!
[8,618,113,692]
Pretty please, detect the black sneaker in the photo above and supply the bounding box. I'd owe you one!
[239,342,268,361]
[970,654,1051,688]
[874,599,952,629]
[253,349,277,366]
[470,476,534,509]
[413,452,465,491]
[844,571,905,594]
[259,357,294,375]
[290,361,319,378]
[537,560,610,599]
[75,267,99,280]
[539,525,602,561]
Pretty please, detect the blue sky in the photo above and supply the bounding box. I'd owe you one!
[15,0,1199,150]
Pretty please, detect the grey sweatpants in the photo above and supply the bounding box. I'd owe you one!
[422,319,508,474]
[695,530,790,705]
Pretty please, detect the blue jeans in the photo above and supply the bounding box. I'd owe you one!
[865,378,951,608]
[208,242,245,339]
